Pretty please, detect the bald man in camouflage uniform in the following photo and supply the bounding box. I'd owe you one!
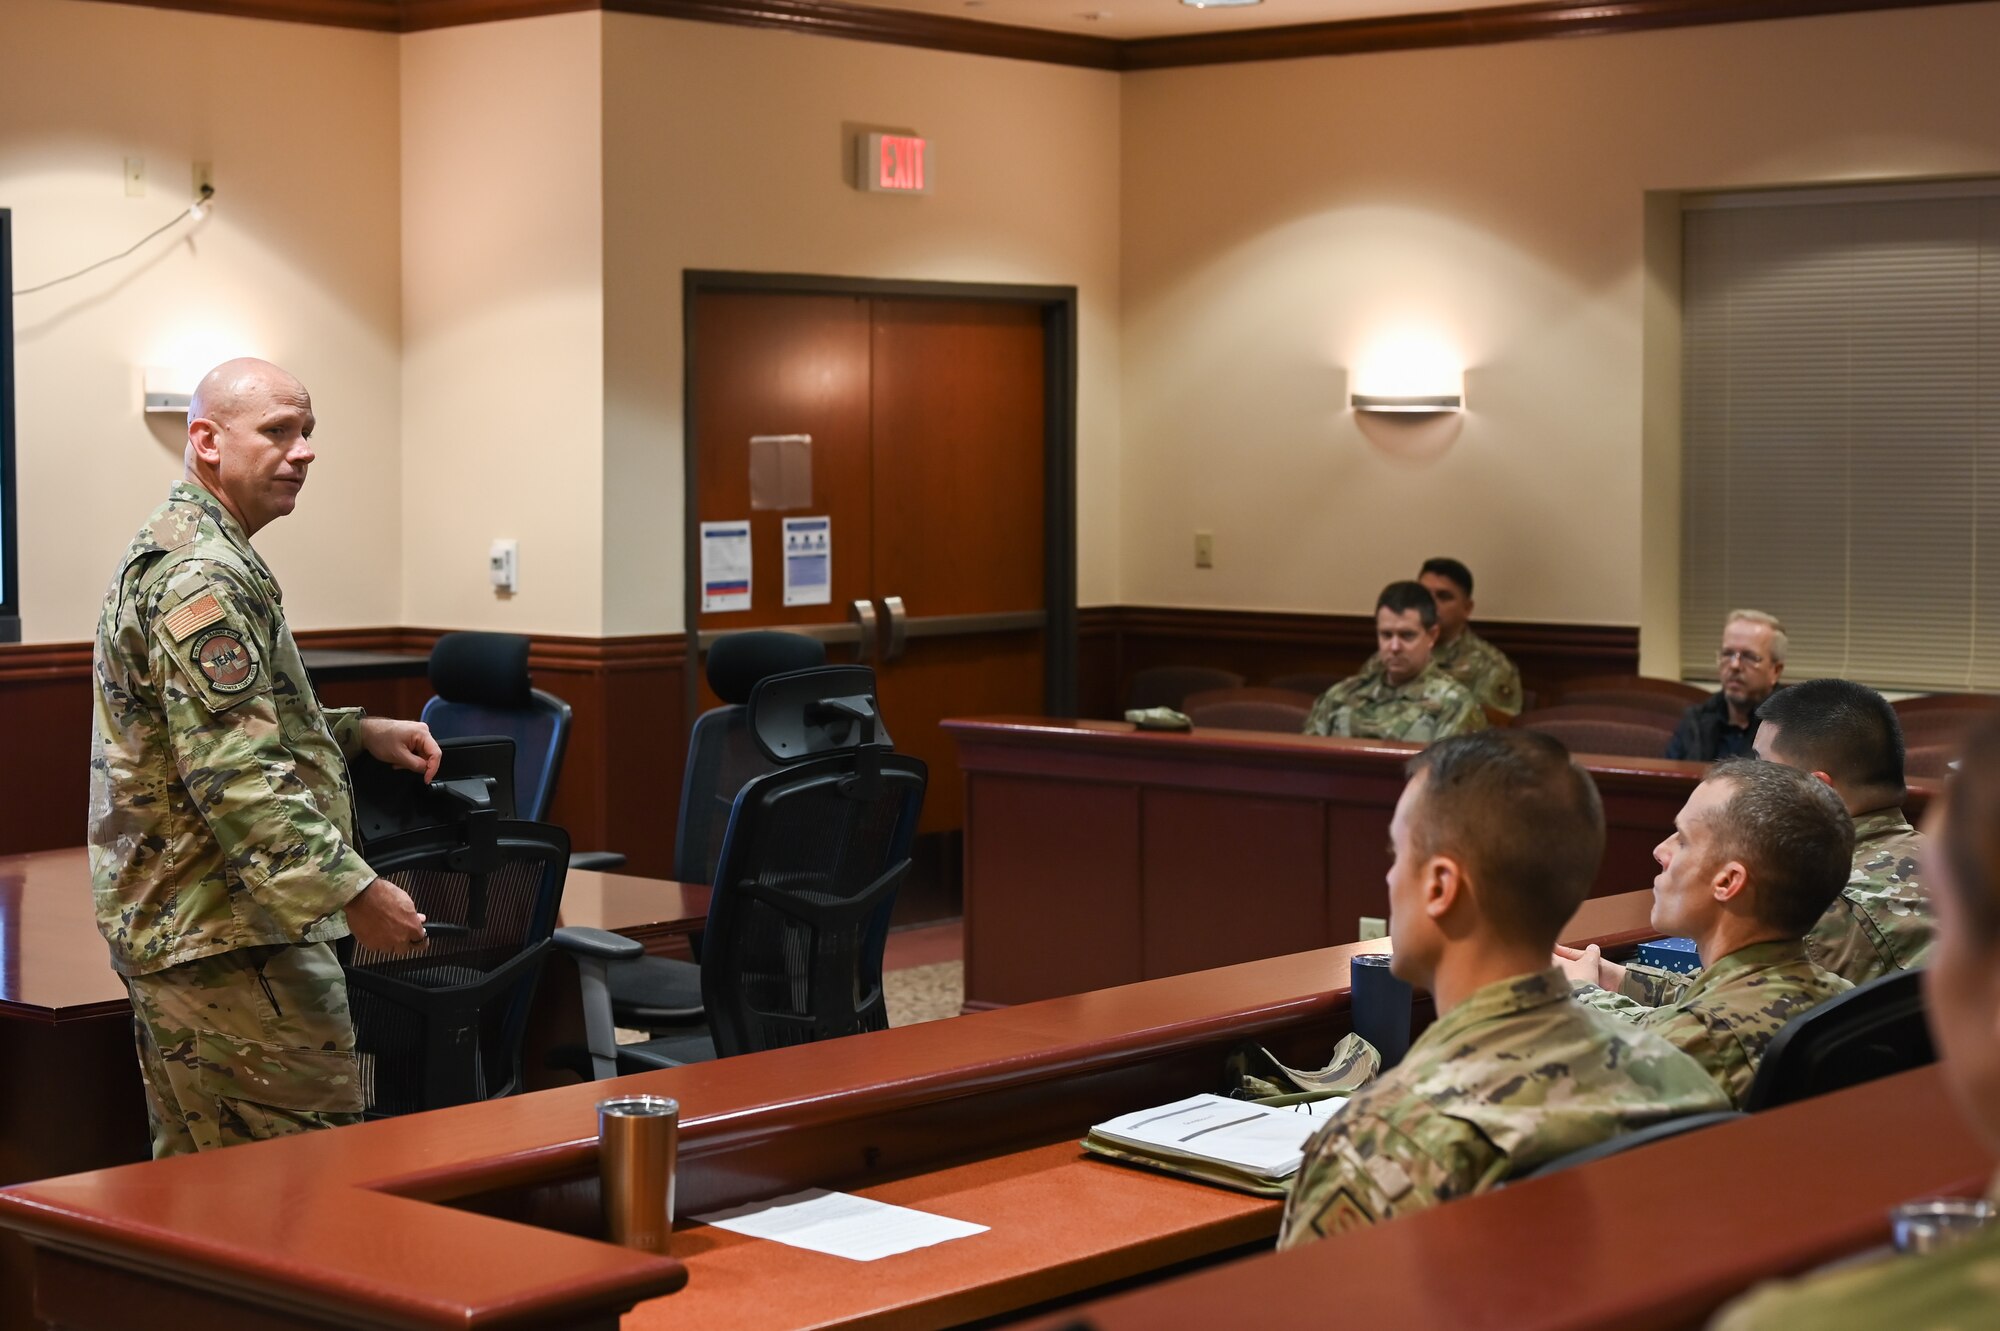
[1303,581,1489,744]
[91,358,438,1157]
[1564,762,1853,1106]
[1279,731,1728,1245]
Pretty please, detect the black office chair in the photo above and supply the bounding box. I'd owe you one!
[1518,1112,1746,1179]
[1741,969,1933,1111]
[603,630,839,1031]
[420,631,623,872]
[558,663,926,1073]
[342,765,572,1116]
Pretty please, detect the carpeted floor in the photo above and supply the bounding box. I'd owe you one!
[614,959,965,1045]
[884,961,965,1026]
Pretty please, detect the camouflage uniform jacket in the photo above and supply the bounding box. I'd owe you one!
[1806,808,1932,984]
[1709,1173,2000,1331]
[89,481,375,977]
[1301,660,1490,743]
[1626,809,1934,1003]
[1429,629,1523,716]
[1277,968,1731,1245]
[1574,940,1852,1107]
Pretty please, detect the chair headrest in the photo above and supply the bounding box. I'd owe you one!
[747,665,889,763]
[429,632,532,708]
[708,631,828,704]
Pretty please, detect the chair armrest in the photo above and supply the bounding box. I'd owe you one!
[568,851,629,872]
[552,926,645,962]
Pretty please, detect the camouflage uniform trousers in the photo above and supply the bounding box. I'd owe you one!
[125,940,365,1157]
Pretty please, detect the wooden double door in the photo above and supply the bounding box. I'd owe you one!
[689,284,1068,849]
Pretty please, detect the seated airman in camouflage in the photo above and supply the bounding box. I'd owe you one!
[92,358,440,1157]
[1278,731,1730,1246]
[1756,679,1932,982]
[1560,760,1853,1107]
[1359,558,1522,716]
[1707,718,2000,1331]
[1302,581,1489,744]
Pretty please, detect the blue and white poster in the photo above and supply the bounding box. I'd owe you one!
[782,516,831,608]
[700,520,752,613]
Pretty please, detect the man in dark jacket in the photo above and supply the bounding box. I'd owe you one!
[1665,610,1786,761]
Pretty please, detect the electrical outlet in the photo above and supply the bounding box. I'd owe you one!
[124,156,145,197]
[192,161,214,199]
[489,539,519,594]
[1358,916,1388,941]
[1194,531,1214,569]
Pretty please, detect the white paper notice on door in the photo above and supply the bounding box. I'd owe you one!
[701,520,753,613]
[782,516,832,608]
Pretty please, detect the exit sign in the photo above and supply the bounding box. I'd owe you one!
[858,133,932,195]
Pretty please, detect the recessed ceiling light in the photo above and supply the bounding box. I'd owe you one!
[1182,0,1262,8]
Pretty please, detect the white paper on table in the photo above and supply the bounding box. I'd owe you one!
[781,515,832,607]
[700,520,752,612]
[692,1187,988,1261]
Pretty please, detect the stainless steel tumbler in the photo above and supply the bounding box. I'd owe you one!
[598,1095,679,1253]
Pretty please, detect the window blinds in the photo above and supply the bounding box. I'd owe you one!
[1680,188,2000,692]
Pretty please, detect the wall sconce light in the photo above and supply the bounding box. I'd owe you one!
[143,367,194,415]
[1351,392,1463,413]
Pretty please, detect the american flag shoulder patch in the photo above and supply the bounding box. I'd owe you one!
[163,592,225,642]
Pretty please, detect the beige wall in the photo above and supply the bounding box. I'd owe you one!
[1,0,401,644]
[13,1,2000,650]
[1119,3,2000,642]
[399,13,606,636]
[601,14,1123,633]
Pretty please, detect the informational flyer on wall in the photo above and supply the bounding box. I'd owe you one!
[782,516,832,607]
[700,520,753,612]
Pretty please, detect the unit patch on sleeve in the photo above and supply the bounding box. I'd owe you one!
[190,625,259,693]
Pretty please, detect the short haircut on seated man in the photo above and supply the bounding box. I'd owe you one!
[1755,677,1907,805]
[1419,556,1474,597]
[1377,579,1438,628]
[1404,729,1606,946]
[1704,758,1855,934]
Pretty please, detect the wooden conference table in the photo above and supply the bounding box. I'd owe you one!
[0,847,710,1329]
[0,893,1661,1330]
[1012,1063,1992,1331]
[945,718,1939,1008]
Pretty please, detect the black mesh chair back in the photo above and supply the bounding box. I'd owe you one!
[698,664,926,1058]
[679,631,839,885]
[1519,1112,1746,1180]
[344,795,570,1118]
[1742,968,1933,1111]
[676,706,782,887]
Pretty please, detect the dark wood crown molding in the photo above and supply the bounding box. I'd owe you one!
[95,0,1997,67]
[603,0,1120,65]
[1120,0,1994,67]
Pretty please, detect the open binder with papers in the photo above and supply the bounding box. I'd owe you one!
[1082,1093,1346,1196]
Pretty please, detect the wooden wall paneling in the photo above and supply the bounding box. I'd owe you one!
[1325,802,1394,944]
[0,643,93,855]
[1075,605,1123,719]
[962,771,1141,1006]
[1139,789,1327,979]
[1089,606,1639,719]
[592,637,688,880]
